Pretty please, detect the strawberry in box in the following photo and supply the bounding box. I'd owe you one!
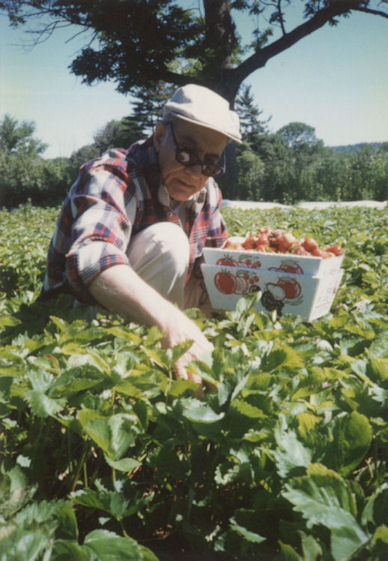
[201,227,345,320]
[223,228,343,258]
[204,228,344,278]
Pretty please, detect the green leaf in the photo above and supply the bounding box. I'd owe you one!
[361,483,388,526]
[274,423,312,477]
[77,410,137,459]
[283,464,368,561]
[367,358,388,384]
[372,524,388,545]
[331,526,368,561]
[72,489,135,521]
[181,398,225,424]
[23,390,65,418]
[26,368,53,392]
[52,540,89,561]
[369,331,388,358]
[278,541,302,561]
[263,346,305,372]
[229,519,266,544]
[54,501,79,541]
[104,456,140,473]
[83,529,142,560]
[49,366,107,396]
[168,378,198,397]
[106,326,142,345]
[138,545,160,561]
[66,352,110,374]
[296,412,321,441]
[0,376,13,401]
[0,526,54,561]
[299,531,323,561]
[0,315,21,328]
[327,411,372,476]
[231,398,266,419]
[0,465,33,520]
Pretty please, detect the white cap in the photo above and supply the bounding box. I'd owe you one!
[163,84,242,143]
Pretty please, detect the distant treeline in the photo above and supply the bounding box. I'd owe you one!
[332,142,384,153]
[1,109,387,209]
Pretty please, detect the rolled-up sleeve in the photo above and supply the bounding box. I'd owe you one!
[65,164,132,301]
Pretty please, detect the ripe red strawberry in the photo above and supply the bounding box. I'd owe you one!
[281,232,297,250]
[312,248,330,258]
[302,237,318,253]
[326,245,342,256]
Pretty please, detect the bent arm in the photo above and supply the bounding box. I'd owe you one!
[88,264,213,385]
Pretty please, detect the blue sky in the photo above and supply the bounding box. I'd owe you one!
[1,4,387,159]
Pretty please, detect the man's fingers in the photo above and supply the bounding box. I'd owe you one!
[174,353,203,387]
[174,361,189,380]
[175,361,202,386]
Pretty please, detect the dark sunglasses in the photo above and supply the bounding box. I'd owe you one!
[168,122,225,177]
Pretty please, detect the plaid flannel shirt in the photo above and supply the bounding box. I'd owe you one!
[40,136,228,304]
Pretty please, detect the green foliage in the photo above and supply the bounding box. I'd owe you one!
[235,85,270,147]
[0,115,74,208]
[0,204,387,560]
[227,88,388,204]
[2,1,387,102]
[0,114,47,157]
[0,205,57,296]
[1,102,387,207]
[130,82,177,134]
[230,136,388,203]
[234,148,265,200]
[93,117,146,154]
[277,122,323,150]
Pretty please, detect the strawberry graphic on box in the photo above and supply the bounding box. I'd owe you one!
[269,260,304,275]
[261,276,303,316]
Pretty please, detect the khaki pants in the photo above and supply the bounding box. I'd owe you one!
[127,222,212,314]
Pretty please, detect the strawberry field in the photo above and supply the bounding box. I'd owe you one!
[0,204,387,561]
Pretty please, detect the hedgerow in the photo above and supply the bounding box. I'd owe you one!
[0,204,387,561]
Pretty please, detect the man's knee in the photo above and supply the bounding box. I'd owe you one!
[127,222,189,275]
[126,222,189,306]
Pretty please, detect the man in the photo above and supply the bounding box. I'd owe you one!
[40,84,242,386]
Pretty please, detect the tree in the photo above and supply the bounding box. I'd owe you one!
[235,84,270,147]
[249,132,294,202]
[235,149,265,200]
[1,1,387,105]
[93,117,145,154]
[0,115,72,207]
[0,114,47,156]
[277,122,322,150]
[131,82,177,133]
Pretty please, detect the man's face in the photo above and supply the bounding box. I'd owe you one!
[154,118,228,202]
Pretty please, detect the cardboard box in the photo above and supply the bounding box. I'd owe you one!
[200,263,344,321]
[203,237,344,277]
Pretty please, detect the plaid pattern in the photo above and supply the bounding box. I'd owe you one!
[40,136,228,304]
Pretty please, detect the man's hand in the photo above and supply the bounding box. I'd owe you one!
[161,311,213,386]
[88,264,212,389]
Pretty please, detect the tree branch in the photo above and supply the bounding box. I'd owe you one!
[355,6,388,18]
[277,0,286,35]
[234,1,388,83]
[156,70,202,88]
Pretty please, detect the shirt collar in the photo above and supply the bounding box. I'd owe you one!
[158,184,207,212]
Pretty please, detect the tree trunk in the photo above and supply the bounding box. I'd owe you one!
[202,0,242,103]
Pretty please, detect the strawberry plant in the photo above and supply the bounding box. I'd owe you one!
[0,204,387,560]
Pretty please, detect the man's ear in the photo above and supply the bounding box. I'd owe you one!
[153,121,166,153]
